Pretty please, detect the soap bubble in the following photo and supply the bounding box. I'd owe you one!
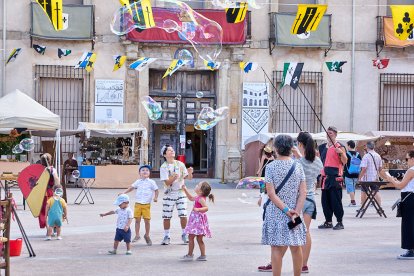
[194,119,217,131]
[12,144,24,154]
[212,0,261,9]
[19,138,35,151]
[175,49,194,68]
[110,0,223,63]
[194,106,229,130]
[72,170,80,179]
[196,91,204,98]
[175,94,182,100]
[141,96,163,120]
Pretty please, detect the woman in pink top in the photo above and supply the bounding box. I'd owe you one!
[181,181,214,261]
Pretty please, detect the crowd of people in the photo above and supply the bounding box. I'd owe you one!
[258,127,414,276]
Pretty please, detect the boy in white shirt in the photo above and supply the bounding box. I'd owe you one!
[120,165,159,246]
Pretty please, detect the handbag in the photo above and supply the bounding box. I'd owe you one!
[262,162,296,220]
[392,192,412,218]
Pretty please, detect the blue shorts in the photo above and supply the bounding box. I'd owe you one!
[303,195,316,218]
[345,177,358,193]
[114,228,131,243]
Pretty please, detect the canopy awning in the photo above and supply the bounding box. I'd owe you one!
[365,131,414,138]
[77,122,148,139]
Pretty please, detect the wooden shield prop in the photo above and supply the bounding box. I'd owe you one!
[17,164,45,199]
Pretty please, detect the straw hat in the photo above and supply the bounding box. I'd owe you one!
[264,146,273,153]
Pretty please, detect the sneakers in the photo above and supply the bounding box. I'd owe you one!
[348,202,357,207]
[301,266,309,273]
[333,222,344,230]
[57,236,62,240]
[126,250,132,255]
[45,236,52,241]
[182,233,189,244]
[161,236,171,245]
[318,222,333,229]
[108,250,117,255]
[397,250,414,260]
[196,255,207,261]
[144,235,152,246]
[258,263,272,272]
[181,254,194,261]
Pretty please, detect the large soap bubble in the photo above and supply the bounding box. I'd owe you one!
[195,106,229,130]
[19,138,35,151]
[212,0,261,9]
[12,144,24,154]
[196,91,204,98]
[111,0,223,63]
[141,96,163,120]
[72,170,80,179]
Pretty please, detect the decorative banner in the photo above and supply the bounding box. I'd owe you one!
[390,5,414,40]
[240,62,258,73]
[383,17,414,47]
[75,52,96,72]
[122,0,155,29]
[325,61,347,73]
[35,0,63,31]
[95,79,124,106]
[113,55,126,71]
[163,59,187,78]
[58,48,71,58]
[274,13,331,47]
[129,57,157,71]
[291,4,328,34]
[33,44,46,55]
[225,2,248,23]
[127,8,246,45]
[280,62,304,90]
[373,59,390,69]
[31,3,94,40]
[242,82,269,150]
[6,48,22,65]
[204,60,220,71]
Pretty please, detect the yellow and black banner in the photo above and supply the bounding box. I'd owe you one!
[390,5,414,40]
[36,0,63,31]
[291,4,327,34]
[226,2,248,24]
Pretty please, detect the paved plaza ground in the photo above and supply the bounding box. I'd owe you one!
[9,180,414,275]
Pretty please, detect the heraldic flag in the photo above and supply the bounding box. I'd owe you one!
[75,52,97,72]
[373,59,390,69]
[6,48,22,65]
[113,55,127,71]
[36,0,64,31]
[239,62,258,73]
[58,48,71,58]
[120,0,155,29]
[226,2,248,23]
[204,60,220,71]
[33,44,46,55]
[163,59,187,78]
[291,4,327,34]
[325,61,347,73]
[390,5,414,40]
[129,57,157,71]
[280,62,304,90]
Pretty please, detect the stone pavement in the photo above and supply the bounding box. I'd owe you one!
[9,184,414,275]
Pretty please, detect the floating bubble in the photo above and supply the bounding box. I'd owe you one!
[212,0,261,9]
[19,138,35,151]
[175,49,194,68]
[110,0,223,63]
[196,91,204,98]
[141,96,163,120]
[195,106,229,130]
[175,94,182,101]
[12,144,24,154]
[72,170,80,179]
[194,119,217,131]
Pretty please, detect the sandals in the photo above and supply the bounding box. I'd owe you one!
[132,236,141,243]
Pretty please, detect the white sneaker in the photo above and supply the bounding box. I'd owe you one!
[161,236,170,245]
[45,236,51,241]
[57,236,62,240]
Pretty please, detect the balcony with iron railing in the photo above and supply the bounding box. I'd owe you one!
[376,16,414,56]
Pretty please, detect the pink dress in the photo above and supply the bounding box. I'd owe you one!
[184,196,212,237]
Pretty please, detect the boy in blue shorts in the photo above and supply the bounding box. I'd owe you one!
[100,194,133,255]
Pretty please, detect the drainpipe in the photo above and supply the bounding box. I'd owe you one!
[350,0,356,131]
[2,0,6,97]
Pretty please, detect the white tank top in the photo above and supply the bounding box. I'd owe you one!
[402,167,414,192]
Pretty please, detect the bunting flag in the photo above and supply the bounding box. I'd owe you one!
[163,59,187,78]
[121,0,155,29]
[58,48,71,58]
[239,62,258,73]
[33,44,46,55]
[113,55,127,71]
[204,60,220,71]
[6,48,22,65]
[280,62,304,90]
[129,57,157,71]
[291,4,327,34]
[35,0,64,31]
[325,61,347,73]
[75,52,97,72]
[390,5,414,40]
[225,2,248,23]
[373,59,390,69]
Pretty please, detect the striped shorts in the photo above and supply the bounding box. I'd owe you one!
[162,190,187,219]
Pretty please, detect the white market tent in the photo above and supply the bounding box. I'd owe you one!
[0,89,62,175]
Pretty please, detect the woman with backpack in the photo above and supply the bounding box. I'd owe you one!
[344,140,362,207]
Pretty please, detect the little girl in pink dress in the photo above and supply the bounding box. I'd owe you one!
[181,181,214,261]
